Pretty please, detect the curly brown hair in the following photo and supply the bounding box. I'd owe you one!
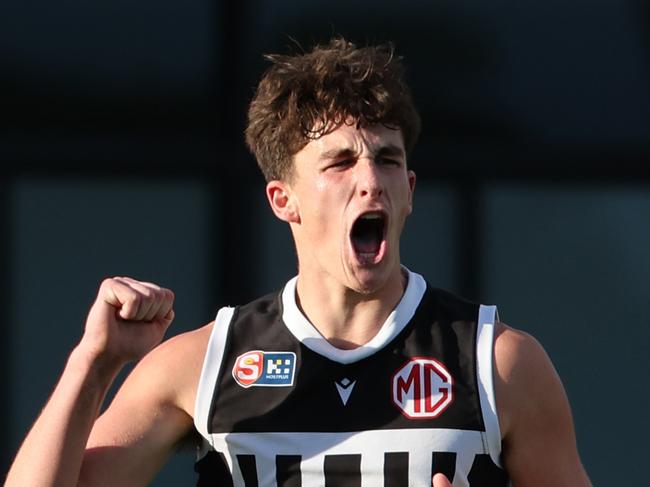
[245,37,421,182]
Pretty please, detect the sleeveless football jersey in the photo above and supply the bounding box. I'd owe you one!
[194,269,509,486]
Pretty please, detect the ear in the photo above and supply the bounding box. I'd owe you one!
[266,180,300,224]
[407,169,416,214]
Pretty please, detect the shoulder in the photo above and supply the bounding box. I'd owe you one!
[492,322,592,485]
[493,322,563,438]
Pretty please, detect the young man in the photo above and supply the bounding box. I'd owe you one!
[5,38,592,487]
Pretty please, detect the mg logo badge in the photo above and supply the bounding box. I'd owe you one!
[392,357,453,419]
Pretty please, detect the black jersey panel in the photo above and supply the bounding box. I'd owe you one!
[195,450,233,487]
[276,455,301,487]
[211,286,485,434]
[323,454,362,487]
[432,452,457,483]
[383,452,409,486]
[236,455,259,487]
[197,278,508,486]
[467,454,510,485]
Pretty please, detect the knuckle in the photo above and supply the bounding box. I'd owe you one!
[145,282,162,291]
[100,277,115,290]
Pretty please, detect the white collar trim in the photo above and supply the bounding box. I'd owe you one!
[281,267,427,364]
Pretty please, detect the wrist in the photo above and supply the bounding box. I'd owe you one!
[69,342,125,385]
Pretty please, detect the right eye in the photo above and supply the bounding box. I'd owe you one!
[327,159,354,170]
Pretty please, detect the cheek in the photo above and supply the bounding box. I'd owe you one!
[315,175,348,201]
[309,194,346,243]
[393,181,414,219]
[300,175,350,241]
[313,178,346,213]
[315,177,329,192]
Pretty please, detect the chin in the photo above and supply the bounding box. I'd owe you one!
[348,265,392,295]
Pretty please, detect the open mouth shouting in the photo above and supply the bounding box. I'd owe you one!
[350,211,388,265]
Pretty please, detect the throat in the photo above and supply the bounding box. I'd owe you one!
[293,272,408,350]
[315,303,389,349]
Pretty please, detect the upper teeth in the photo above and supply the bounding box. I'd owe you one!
[361,213,382,220]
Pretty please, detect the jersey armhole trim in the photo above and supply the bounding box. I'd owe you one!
[194,306,235,449]
[476,304,504,468]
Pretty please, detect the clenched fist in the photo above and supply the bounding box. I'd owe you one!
[80,277,175,367]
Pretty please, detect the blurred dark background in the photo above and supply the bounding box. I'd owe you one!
[1,0,648,485]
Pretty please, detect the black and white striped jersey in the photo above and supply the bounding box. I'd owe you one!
[193,269,509,487]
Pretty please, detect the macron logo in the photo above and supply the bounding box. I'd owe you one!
[335,378,356,406]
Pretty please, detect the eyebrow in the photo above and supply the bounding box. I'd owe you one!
[319,144,406,161]
[376,144,406,159]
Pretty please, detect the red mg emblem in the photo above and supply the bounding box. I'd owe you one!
[233,351,263,387]
[392,357,454,419]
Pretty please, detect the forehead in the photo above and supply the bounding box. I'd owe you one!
[299,123,405,160]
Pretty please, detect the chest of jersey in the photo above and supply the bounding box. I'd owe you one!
[195,278,508,486]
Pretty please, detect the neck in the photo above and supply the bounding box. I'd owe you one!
[294,265,407,350]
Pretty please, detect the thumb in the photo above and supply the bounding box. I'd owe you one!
[97,278,138,318]
[432,473,452,487]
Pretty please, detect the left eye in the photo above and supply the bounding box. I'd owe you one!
[379,157,400,166]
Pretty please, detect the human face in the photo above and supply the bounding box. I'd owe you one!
[281,123,416,295]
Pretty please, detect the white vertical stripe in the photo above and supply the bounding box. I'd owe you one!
[194,306,235,448]
[301,455,325,487]
[255,452,275,487]
[211,429,485,486]
[230,453,246,487]
[476,305,503,468]
[408,449,432,487]
[452,452,475,487]
[359,449,383,487]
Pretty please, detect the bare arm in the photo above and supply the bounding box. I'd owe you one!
[495,324,592,487]
[79,322,210,486]
[4,277,179,487]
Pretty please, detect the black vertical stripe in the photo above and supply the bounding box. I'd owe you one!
[432,452,457,484]
[324,454,362,487]
[237,455,258,486]
[195,451,234,487]
[384,452,409,487]
[467,454,510,486]
[276,455,302,487]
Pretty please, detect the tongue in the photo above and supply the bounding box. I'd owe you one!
[354,233,381,253]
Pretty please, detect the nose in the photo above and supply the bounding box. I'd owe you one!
[356,159,383,199]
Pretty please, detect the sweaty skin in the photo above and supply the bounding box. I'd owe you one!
[5,123,592,487]
[5,277,186,487]
[266,123,416,349]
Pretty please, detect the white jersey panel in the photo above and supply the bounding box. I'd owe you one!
[211,428,486,487]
